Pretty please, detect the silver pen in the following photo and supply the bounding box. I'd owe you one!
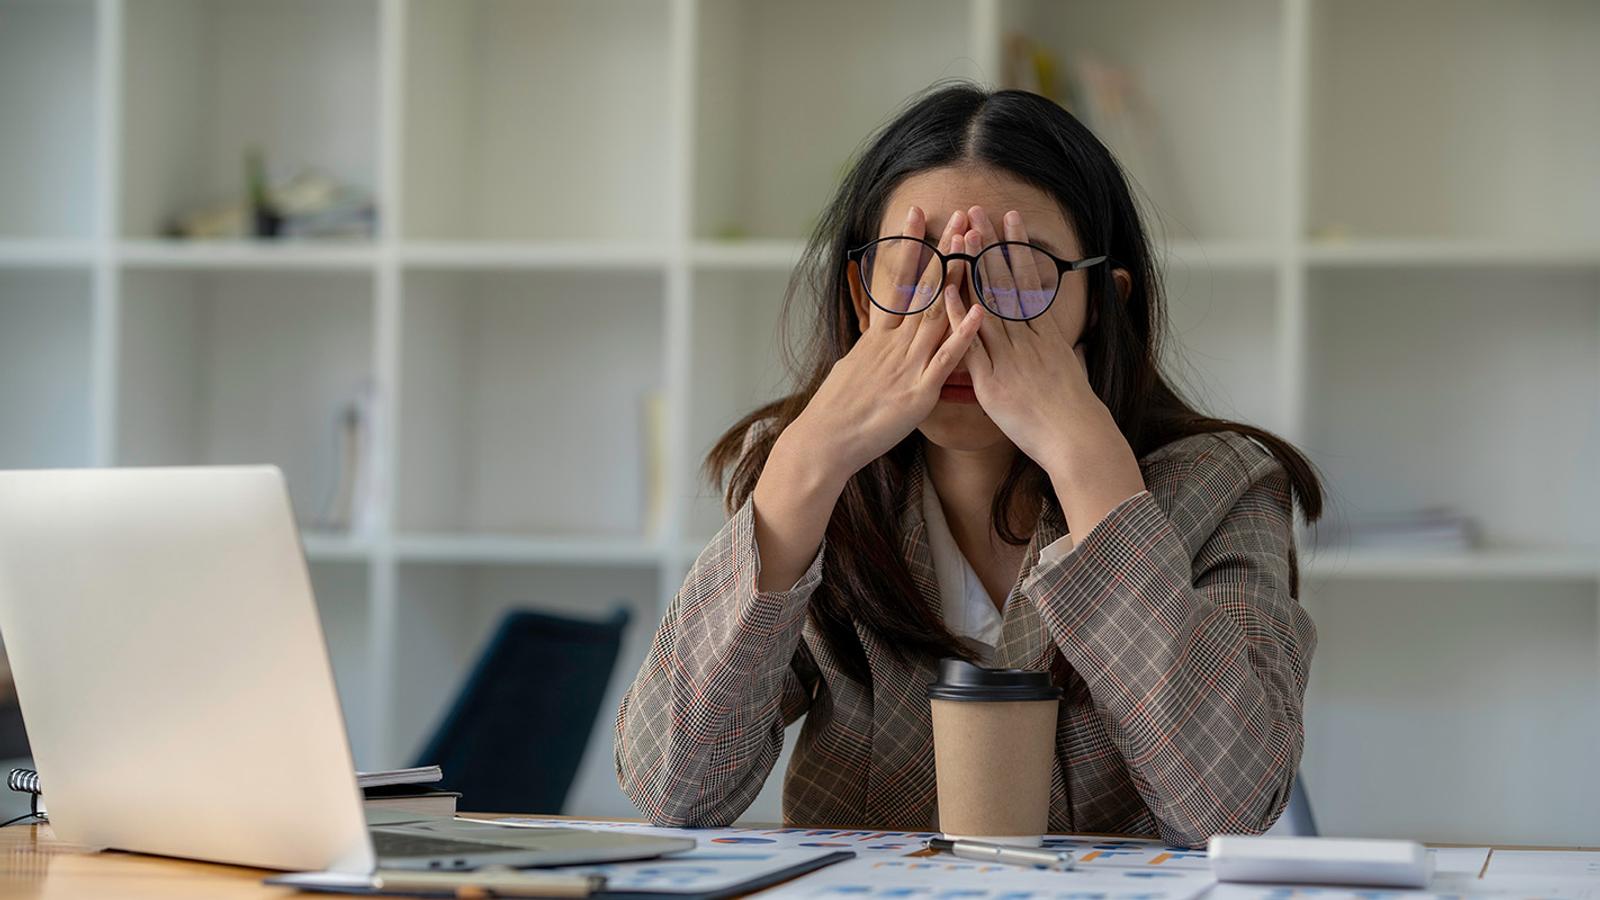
[926,837,1076,871]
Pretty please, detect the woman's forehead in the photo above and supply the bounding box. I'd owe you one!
[879,167,1075,247]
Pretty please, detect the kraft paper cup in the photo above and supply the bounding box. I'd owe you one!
[927,658,1062,846]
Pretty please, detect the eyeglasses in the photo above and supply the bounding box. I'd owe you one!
[846,235,1109,321]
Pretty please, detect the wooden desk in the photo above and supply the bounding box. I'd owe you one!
[1,821,288,898]
[3,819,1595,900]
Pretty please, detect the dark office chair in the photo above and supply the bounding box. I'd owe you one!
[1284,772,1320,836]
[412,606,631,814]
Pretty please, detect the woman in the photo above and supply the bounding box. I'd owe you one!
[614,82,1322,847]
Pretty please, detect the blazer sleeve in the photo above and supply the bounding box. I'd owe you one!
[614,441,827,827]
[1021,436,1315,848]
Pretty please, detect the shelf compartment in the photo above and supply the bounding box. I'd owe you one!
[692,0,978,241]
[309,560,375,769]
[1158,267,1285,435]
[1308,0,1600,242]
[397,268,665,538]
[116,269,376,529]
[120,0,380,239]
[684,269,800,540]
[998,0,1286,243]
[0,268,95,469]
[1301,578,1600,845]
[390,561,659,817]
[1303,267,1600,554]
[401,0,672,241]
[0,0,98,239]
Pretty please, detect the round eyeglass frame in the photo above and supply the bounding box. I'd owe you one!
[845,235,1110,322]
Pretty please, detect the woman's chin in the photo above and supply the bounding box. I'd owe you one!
[918,404,1007,450]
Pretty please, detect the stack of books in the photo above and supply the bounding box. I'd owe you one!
[358,766,459,817]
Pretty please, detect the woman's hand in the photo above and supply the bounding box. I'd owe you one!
[945,206,1147,535]
[789,206,985,482]
[750,207,983,593]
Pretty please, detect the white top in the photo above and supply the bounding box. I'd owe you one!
[921,467,1074,664]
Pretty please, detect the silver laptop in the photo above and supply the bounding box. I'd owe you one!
[0,465,692,873]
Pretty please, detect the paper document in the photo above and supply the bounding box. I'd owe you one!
[1485,852,1600,880]
[498,818,1213,867]
[1212,878,1600,900]
[556,845,846,893]
[1046,835,1211,870]
[1429,847,1492,877]
[755,856,1216,900]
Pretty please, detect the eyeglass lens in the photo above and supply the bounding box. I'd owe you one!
[860,237,1063,320]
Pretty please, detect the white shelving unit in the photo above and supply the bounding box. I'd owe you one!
[0,0,1594,841]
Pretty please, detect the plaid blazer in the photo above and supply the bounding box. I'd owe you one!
[615,428,1315,848]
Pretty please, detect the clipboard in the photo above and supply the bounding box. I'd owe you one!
[266,849,855,899]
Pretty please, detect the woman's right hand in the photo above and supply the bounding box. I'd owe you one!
[747,208,982,594]
[789,207,985,481]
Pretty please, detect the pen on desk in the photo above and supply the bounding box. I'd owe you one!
[371,867,605,898]
[926,838,1075,871]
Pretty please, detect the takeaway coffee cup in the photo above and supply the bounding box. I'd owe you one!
[927,658,1062,846]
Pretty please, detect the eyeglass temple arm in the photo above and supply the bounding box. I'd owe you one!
[1064,254,1109,272]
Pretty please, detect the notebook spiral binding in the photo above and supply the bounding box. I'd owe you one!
[7,769,40,796]
[2,768,45,827]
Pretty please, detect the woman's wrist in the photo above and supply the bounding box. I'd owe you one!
[1039,423,1147,539]
[779,413,868,492]
[747,424,852,594]
[768,422,855,503]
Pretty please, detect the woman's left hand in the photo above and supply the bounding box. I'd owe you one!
[945,206,1148,535]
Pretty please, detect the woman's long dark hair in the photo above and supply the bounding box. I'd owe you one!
[704,81,1326,684]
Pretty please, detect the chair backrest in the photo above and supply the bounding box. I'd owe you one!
[412,606,631,814]
[1284,772,1320,836]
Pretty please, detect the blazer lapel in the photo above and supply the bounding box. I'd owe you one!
[995,494,1074,830]
[995,494,1069,673]
[899,444,941,622]
[859,444,941,828]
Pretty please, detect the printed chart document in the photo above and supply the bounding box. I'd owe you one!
[756,856,1217,900]
[484,819,1600,900]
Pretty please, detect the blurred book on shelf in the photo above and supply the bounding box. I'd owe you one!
[316,380,380,535]
[1002,33,1195,233]
[164,148,376,241]
[1322,506,1483,554]
[642,389,666,539]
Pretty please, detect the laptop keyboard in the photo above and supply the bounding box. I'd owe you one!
[370,830,538,858]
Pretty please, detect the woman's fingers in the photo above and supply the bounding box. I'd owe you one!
[923,300,985,388]
[908,281,952,362]
[967,206,1021,320]
[939,280,993,381]
[964,227,1012,352]
[897,210,965,340]
[870,205,928,325]
[899,210,944,320]
[1001,209,1052,324]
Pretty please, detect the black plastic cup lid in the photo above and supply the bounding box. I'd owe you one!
[926,657,1062,702]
